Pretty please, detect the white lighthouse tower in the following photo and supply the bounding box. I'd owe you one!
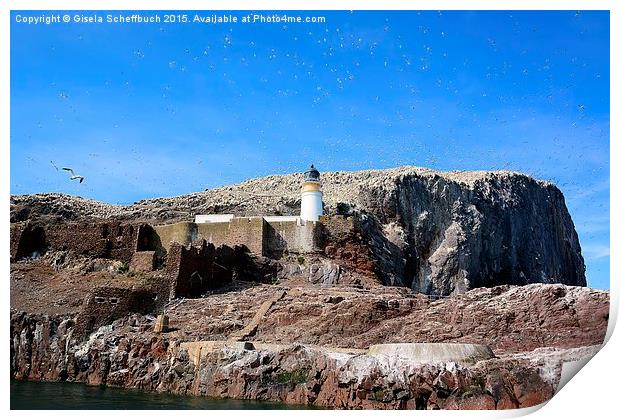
[300,164,324,222]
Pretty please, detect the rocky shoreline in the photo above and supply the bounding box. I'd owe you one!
[6,311,560,409]
[11,283,609,410]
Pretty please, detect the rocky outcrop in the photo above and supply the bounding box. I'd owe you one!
[10,280,608,409]
[13,311,590,410]
[165,283,609,354]
[11,167,586,294]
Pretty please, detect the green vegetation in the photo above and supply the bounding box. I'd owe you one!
[461,354,488,365]
[456,376,486,398]
[373,389,389,401]
[297,256,305,265]
[119,262,130,274]
[276,369,309,385]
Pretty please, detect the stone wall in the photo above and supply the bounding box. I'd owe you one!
[74,286,156,338]
[10,223,24,260]
[130,251,156,273]
[10,221,139,264]
[156,218,266,256]
[195,214,234,223]
[136,224,166,258]
[153,222,197,254]
[264,220,323,258]
[195,221,232,249]
[165,241,238,299]
[229,217,266,255]
[46,222,138,263]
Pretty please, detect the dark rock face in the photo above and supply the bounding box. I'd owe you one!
[353,172,586,294]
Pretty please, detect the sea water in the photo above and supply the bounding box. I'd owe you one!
[10,380,314,410]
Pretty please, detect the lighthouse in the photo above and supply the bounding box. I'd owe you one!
[300,164,324,222]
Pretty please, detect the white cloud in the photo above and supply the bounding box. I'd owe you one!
[582,244,610,259]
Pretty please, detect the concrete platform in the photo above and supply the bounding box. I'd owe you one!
[367,343,495,364]
[179,340,494,367]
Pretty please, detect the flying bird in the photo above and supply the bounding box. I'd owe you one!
[62,167,85,183]
[50,161,59,171]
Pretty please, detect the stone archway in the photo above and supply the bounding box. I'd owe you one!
[15,225,47,260]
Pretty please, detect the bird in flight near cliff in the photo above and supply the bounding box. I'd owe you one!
[62,167,85,183]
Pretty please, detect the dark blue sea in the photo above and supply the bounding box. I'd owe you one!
[10,380,313,410]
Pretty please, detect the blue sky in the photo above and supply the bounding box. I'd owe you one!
[10,10,609,289]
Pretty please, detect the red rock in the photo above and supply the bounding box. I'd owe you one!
[444,393,496,410]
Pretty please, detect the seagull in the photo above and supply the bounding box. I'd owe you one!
[62,167,85,183]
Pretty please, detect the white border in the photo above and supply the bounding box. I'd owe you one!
[2,1,616,419]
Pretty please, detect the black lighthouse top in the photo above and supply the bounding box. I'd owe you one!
[304,164,320,182]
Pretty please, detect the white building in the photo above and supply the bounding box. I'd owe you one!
[300,164,324,222]
[194,164,324,224]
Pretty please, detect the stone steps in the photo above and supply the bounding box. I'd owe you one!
[228,289,287,341]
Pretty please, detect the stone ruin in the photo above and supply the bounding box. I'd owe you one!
[74,286,157,338]
[9,215,377,335]
[9,215,374,294]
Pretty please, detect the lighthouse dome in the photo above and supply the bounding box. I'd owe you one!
[304,164,320,182]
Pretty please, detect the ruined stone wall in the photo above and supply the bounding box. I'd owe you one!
[10,223,25,260]
[10,222,45,261]
[153,217,331,259]
[10,221,139,264]
[130,251,156,272]
[45,222,138,263]
[74,286,156,338]
[136,224,166,259]
[165,241,237,299]
[263,220,323,258]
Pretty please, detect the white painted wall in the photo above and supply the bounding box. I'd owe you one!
[194,214,235,224]
[263,216,300,223]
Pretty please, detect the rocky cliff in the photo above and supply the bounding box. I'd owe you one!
[11,281,608,409]
[10,262,608,409]
[10,304,603,410]
[11,166,586,294]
